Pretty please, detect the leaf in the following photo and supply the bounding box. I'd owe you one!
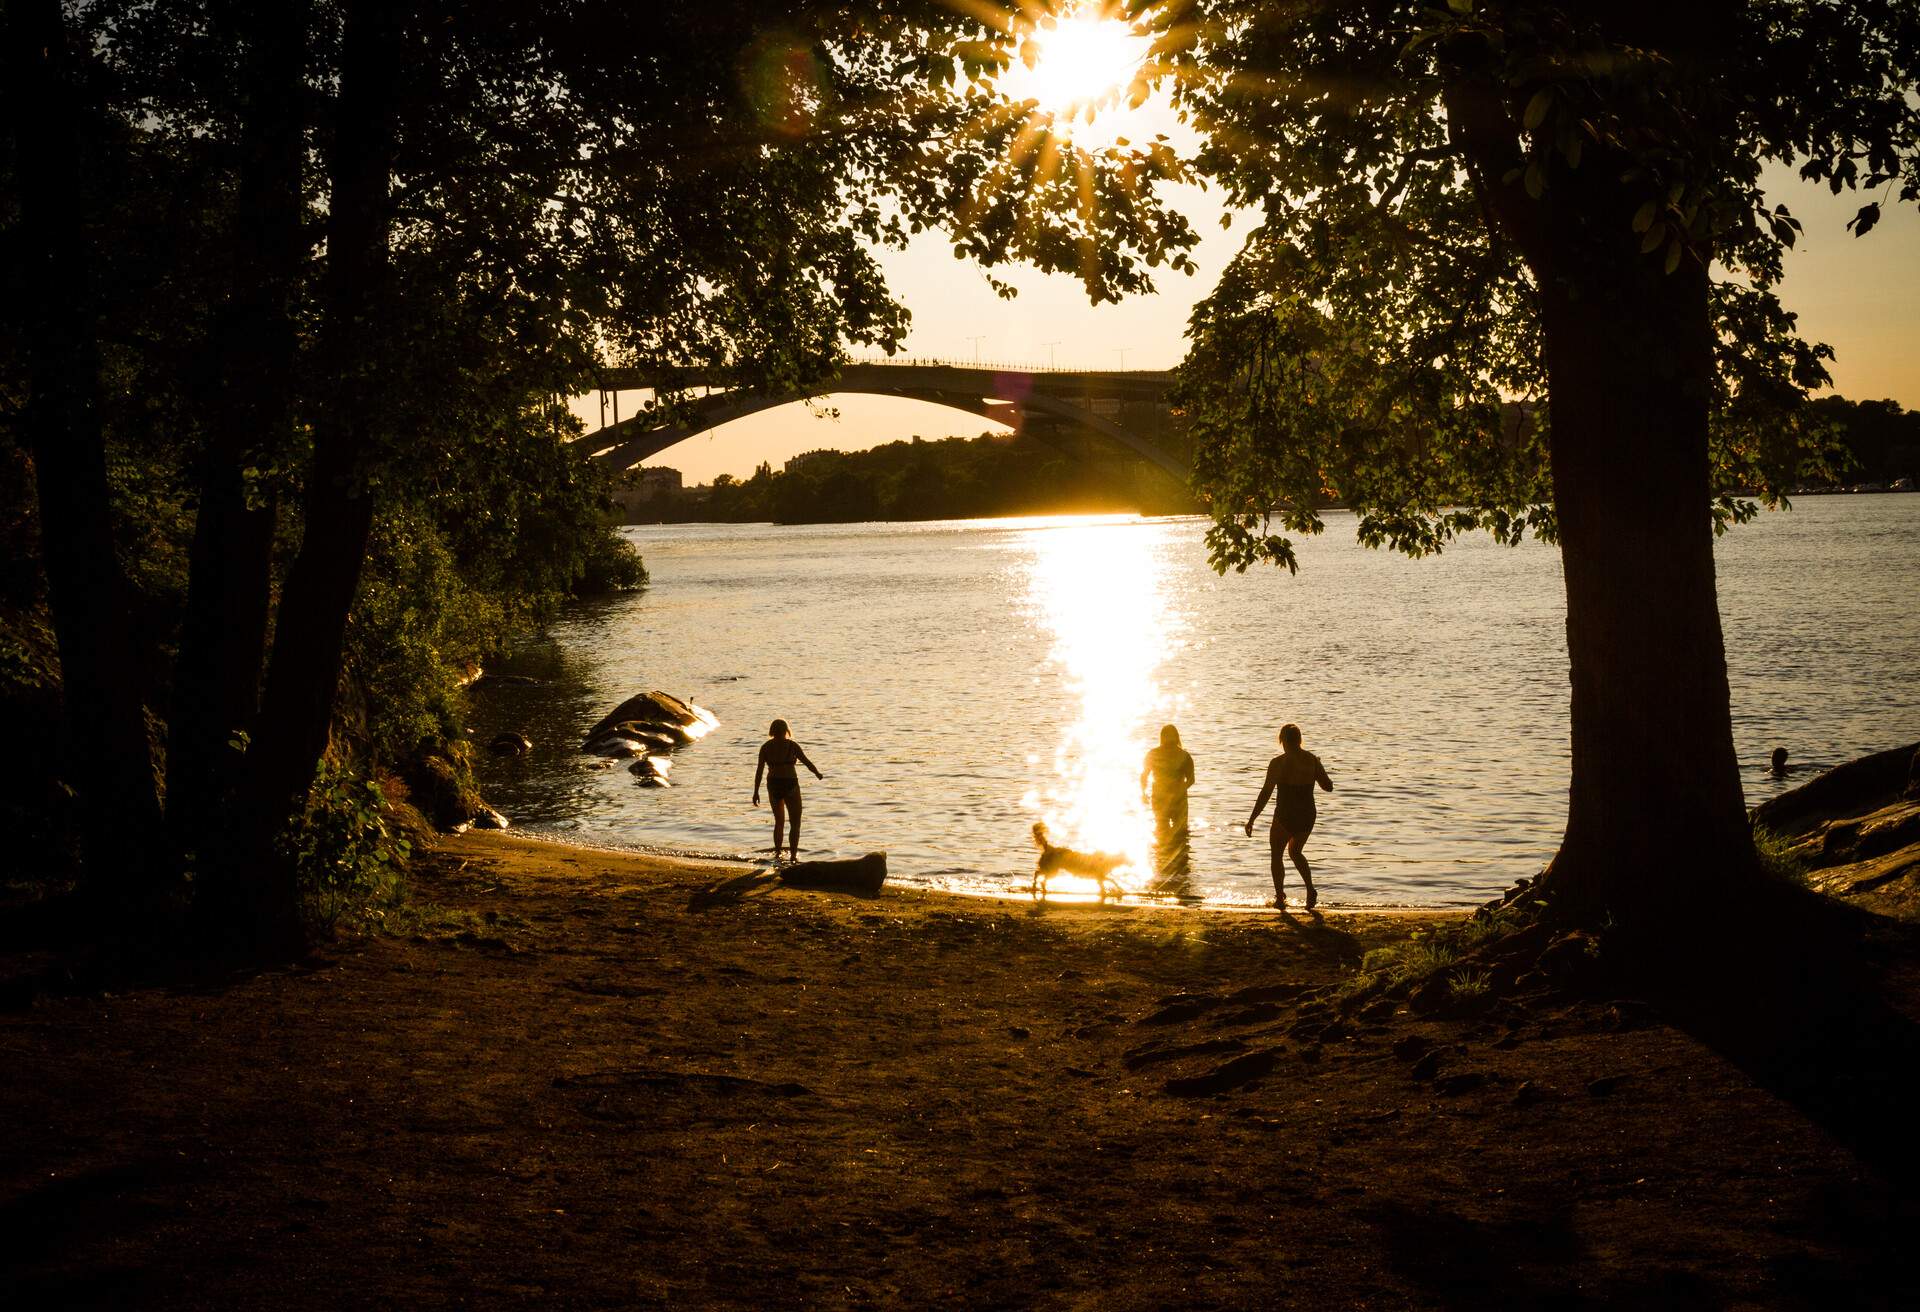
[1848,202,1881,238]
[1523,88,1553,132]
[1523,162,1544,199]
[1631,200,1658,232]
[1640,221,1667,253]
[1663,237,1682,275]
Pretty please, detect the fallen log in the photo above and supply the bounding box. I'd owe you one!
[778,852,887,896]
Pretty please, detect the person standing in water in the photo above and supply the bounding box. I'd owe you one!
[752,719,823,862]
[1141,724,1195,881]
[1244,723,1334,910]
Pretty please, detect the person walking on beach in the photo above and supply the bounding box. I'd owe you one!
[1141,724,1195,880]
[753,719,823,863]
[1244,723,1334,910]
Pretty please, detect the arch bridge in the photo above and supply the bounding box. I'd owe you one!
[566,360,1191,480]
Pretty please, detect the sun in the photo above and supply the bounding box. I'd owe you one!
[1005,7,1150,123]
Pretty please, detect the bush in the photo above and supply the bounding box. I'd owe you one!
[283,760,412,933]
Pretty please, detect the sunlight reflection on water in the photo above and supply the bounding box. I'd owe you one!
[1018,519,1176,891]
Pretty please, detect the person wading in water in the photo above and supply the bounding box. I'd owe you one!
[1244,723,1334,910]
[1141,724,1195,884]
[752,719,823,863]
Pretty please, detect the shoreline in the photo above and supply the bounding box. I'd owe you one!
[485,825,1484,915]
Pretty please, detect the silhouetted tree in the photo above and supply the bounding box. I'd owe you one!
[1162,0,1918,929]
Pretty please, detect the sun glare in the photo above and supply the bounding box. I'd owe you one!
[1018,519,1182,900]
[1005,7,1150,124]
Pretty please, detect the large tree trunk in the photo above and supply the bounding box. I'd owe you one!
[171,0,310,867]
[6,0,166,906]
[221,0,402,952]
[1534,234,1756,928]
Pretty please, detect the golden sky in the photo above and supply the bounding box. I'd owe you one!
[583,89,1920,484]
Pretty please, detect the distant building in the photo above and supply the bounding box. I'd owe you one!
[784,449,838,473]
[608,467,683,519]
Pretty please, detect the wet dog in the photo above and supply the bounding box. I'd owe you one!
[1030,822,1128,901]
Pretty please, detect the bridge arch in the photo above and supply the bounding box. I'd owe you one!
[568,362,1189,480]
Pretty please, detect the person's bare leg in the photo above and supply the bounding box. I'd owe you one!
[1289,837,1316,910]
[771,796,788,859]
[787,796,802,862]
[1269,826,1290,906]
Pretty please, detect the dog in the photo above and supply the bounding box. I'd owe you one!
[1030,822,1129,901]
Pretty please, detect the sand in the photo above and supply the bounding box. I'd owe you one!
[2,831,1912,1308]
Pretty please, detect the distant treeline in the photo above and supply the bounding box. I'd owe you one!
[628,433,1198,524]
[1809,397,1920,486]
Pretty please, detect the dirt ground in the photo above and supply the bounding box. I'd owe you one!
[3,832,1914,1309]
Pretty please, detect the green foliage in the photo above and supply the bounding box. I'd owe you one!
[1447,968,1492,1003]
[281,760,411,933]
[1754,827,1811,887]
[634,433,1195,524]
[1157,0,1920,570]
[1804,397,1920,486]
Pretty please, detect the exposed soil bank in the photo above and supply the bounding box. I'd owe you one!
[3,832,1914,1308]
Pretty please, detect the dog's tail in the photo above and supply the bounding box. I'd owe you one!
[1031,821,1049,849]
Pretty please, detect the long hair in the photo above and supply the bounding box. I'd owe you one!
[769,718,790,738]
[1160,724,1181,748]
[1279,723,1302,750]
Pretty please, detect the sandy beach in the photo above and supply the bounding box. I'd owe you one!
[2,831,1913,1308]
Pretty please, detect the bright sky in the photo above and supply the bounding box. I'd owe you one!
[573,39,1920,485]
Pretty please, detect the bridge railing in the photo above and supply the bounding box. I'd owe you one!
[842,353,1172,377]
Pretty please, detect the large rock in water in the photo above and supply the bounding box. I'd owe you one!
[1753,742,1920,921]
[581,691,714,748]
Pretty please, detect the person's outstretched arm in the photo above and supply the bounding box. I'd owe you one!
[1316,758,1333,792]
[1244,765,1276,837]
[797,745,823,780]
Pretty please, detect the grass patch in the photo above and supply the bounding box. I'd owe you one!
[1754,827,1811,887]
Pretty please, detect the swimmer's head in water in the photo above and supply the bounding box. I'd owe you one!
[1771,746,1788,771]
[1279,723,1302,750]
[1160,724,1181,749]
[769,719,790,739]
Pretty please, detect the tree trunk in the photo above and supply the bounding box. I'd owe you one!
[6,0,166,905]
[171,0,309,865]
[224,0,402,951]
[1535,238,1757,927]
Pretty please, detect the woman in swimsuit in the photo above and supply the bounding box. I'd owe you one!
[753,719,823,862]
[1244,723,1334,909]
[1141,724,1195,879]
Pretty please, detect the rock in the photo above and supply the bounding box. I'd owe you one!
[627,755,672,779]
[778,852,887,896]
[588,738,648,759]
[1008,1026,1030,1040]
[1752,740,1919,834]
[1511,1080,1543,1107]
[473,808,510,830]
[1162,1048,1279,1097]
[582,691,712,746]
[1435,1071,1489,1097]
[607,722,680,750]
[487,731,532,757]
[1587,1074,1626,1097]
[1408,1050,1442,1082]
[471,673,543,689]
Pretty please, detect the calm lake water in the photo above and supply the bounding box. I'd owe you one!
[469,496,1920,907]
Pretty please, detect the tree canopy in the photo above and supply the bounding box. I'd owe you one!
[1158,0,1916,568]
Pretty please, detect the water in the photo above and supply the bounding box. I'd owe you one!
[469,496,1920,907]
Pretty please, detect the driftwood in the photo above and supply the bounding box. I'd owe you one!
[778,852,887,896]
